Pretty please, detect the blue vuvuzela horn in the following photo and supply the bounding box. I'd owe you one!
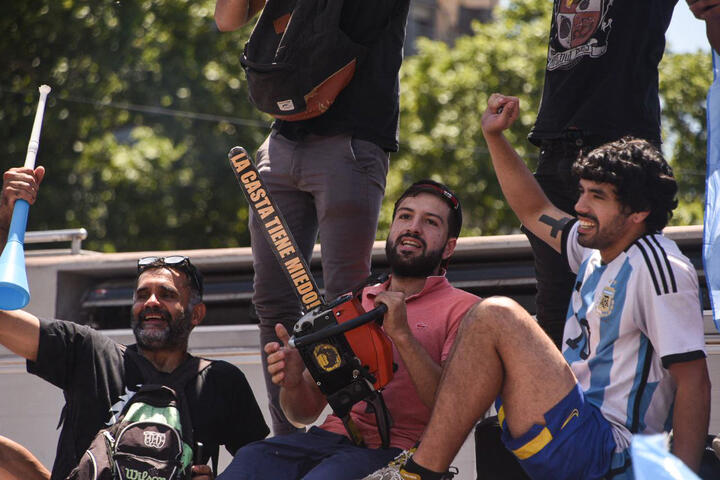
[0,84,51,310]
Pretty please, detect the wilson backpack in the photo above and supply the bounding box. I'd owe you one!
[241,0,366,121]
[66,351,211,480]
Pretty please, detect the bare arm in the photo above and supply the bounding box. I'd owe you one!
[266,324,327,425]
[0,436,50,480]
[480,94,572,254]
[375,291,441,409]
[0,167,45,246]
[687,0,720,53]
[668,358,711,472]
[214,0,265,31]
[0,309,41,362]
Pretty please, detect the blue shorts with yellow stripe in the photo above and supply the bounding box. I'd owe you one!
[496,383,626,480]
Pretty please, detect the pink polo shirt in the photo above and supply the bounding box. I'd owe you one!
[319,275,480,450]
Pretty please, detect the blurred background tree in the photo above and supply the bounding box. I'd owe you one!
[379,0,550,237]
[659,50,713,226]
[1,0,269,251]
[1,0,713,251]
[377,0,713,238]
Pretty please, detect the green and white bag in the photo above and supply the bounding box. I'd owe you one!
[66,352,210,480]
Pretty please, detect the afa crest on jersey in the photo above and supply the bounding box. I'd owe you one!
[597,285,615,317]
[548,0,613,70]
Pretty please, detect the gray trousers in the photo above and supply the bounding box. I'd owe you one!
[249,130,389,434]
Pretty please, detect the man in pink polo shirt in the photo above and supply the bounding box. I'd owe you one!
[217,180,480,480]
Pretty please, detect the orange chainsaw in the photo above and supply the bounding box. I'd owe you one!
[228,146,394,448]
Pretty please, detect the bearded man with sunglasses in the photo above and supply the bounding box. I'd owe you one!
[0,167,269,480]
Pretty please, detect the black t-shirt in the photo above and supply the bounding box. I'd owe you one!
[273,0,411,152]
[530,0,677,145]
[27,319,269,480]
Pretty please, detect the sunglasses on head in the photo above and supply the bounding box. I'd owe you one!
[137,255,203,297]
[413,182,460,210]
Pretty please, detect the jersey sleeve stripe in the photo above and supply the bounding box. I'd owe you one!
[634,240,661,296]
[648,234,677,293]
[660,350,706,369]
[640,237,669,294]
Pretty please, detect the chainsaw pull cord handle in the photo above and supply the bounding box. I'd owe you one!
[288,304,388,349]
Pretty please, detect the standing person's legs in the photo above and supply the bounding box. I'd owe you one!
[250,131,320,435]
[250,133,388,435]
[298,134,388,301]
[523,141,580,348]
[409,297,577,473]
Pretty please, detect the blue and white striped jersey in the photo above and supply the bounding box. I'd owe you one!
[561,220,705,451]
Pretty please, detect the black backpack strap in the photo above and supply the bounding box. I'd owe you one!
[124,348,212,388]
[124,349,213,458]
[168,356,213,469]
[166,356,212,392]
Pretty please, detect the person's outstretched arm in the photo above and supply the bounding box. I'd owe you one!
[480,94,573,254]
[0,167,45,363]
[0,308,41,362]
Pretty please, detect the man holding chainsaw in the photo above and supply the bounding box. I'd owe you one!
[214,0,411,436]
[216,181,480,480]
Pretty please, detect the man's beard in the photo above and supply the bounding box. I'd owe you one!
[577,211,630,251]
[385,234,445,278]
[131,306,193,351]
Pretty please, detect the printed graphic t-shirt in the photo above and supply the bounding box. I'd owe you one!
[530,0,677,144]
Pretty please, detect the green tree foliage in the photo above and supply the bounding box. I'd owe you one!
[659,50,713,226]
[382,0,714,238]
[382,0,551,238]
[2,0,713,252]
[2,0,268,251]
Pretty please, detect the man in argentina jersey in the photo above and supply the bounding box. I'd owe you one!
[563,208,705,458]
[371,94,710,480]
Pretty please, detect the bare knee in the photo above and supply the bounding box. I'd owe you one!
[464,296,532,332]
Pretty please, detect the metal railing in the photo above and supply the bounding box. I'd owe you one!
[25,228,87,254]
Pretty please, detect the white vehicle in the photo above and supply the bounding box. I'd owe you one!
[1,226,717,479]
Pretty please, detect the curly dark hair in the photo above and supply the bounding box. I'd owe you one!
[572,137,678,233]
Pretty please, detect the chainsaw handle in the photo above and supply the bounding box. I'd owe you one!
[289,304,388,349]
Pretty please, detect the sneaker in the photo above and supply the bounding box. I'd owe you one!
[361,448,416,480]
[360,449,457,480]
